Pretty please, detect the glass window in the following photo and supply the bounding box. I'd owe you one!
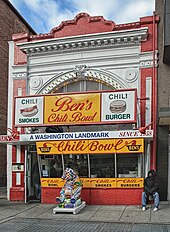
[66,81,81,92]
[90,154,115,178]
[86,80,100,91]
[117,154,141,178]
[63,154,88,178]
[40,155,63,178]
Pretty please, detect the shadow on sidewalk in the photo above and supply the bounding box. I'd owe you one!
[0,187,7,199]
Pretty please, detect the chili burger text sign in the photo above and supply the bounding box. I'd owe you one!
[101,90,137,123]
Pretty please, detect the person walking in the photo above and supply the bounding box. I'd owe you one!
[141,169,160,212]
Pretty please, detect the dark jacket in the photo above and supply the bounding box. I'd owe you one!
[144,169,159,195]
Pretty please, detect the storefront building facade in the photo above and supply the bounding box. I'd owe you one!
[5,13,159,204]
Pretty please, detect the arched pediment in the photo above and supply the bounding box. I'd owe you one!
[37,66,129,95]
[50,12,115,38]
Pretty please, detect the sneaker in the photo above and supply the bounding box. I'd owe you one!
[142,206,146,211]
[153,207,158,212]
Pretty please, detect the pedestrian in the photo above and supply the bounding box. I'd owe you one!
[32,161,41,200]
[49,160,58,178]
[141,169,160,212]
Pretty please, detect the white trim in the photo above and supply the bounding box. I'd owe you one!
[20,130,153,142]
[7,41,14,200]
[145,77,152,125]
[16,145,21,163]
[16,173,21,185]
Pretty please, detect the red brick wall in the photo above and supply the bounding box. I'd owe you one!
[0,0,35,186]
[41,187,143,205]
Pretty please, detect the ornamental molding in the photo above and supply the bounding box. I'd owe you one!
[37,67,127,95]
[13,72,27,79]
[139,50,158,68]
[29,76,43,90]
[17,28,148,55]
[12,65,27,79]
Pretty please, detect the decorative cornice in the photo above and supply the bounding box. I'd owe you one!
[17,28,148,55]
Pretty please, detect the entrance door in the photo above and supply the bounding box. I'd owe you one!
[25,145,41,203]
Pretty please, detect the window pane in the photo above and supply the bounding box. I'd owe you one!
[67,81,80,92]
[86,80,100,91]
[117,154,140,178]
[102,83,113,90]
[40,155,63,178]
[63,154,88,178]
[90,154,115,178]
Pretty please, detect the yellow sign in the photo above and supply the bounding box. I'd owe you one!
[36,138,144,154]
[41,178,65,187]
[44,93,100,125]
[41,178,143,188]
[116,178,144,188]
[81,178,116,188]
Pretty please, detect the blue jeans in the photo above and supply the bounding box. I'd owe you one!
[35,184,41,200]
[142,191,159,207]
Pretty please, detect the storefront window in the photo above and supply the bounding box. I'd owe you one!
[63,154,88,178]
[117,154,141,178]
[38,153,143,178]
[40,155,63,178]
[90,154,115,178]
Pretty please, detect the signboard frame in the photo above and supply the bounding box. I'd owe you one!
[14,89,137,127]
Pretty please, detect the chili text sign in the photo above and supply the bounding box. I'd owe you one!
[15,96,44,126]
[36,138,144,154]
[101,90,137,123]
[41,178,143,188]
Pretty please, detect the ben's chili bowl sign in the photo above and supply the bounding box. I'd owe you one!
[44,93,100,125]
[36,138,144,154]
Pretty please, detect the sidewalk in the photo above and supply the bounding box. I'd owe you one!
[0,187,170,224]
[0,197,170,224]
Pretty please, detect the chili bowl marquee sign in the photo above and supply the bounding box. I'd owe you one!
[15,89,137,127]
[36,138,144,155]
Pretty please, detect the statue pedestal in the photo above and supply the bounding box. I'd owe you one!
[53,201,86,215]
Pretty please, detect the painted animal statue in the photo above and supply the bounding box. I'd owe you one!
[56,168,82,208]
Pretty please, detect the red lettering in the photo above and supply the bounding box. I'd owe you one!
[115,139,137,150]
[48,113,68,123]
[96,179,109,184]
[44,139,139,153]
[0,128,20,142]
[51,96,93,112]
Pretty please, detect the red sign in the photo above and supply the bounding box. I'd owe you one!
[0,128,20,142]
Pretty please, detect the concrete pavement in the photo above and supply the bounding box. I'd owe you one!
[0,195,169,224]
